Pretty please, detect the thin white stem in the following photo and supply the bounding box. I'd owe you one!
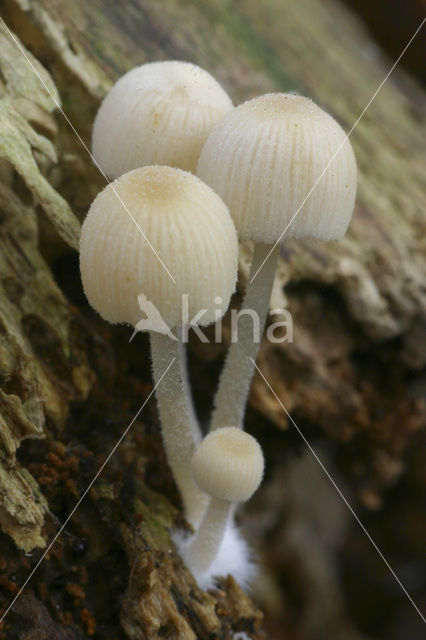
[177,326,203,444]
[210,242,279,430]
[150,331,208,528]
[187,497,230,575]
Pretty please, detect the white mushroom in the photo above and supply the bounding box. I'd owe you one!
[92,60,233,179]
[79,166,238,527]
[197,93,357,429]
[183,426,264,588]
[92,60,233,444]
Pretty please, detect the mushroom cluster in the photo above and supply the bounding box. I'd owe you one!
[79,60,357,591]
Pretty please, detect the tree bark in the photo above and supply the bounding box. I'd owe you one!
[0,0,424,638]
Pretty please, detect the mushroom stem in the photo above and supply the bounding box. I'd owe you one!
[177,326,202,443]
[211,242,280,430]
[187,497,230,575]
[150,330,208,527]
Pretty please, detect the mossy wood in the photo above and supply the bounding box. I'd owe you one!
[0,0,424,638]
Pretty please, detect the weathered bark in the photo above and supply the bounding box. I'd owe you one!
[0,0,424,638]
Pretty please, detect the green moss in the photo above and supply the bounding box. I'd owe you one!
[187,0,302,92]
[134,496,174,548]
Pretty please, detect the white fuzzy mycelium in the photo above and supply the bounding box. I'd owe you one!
[174,517,256,592]
[92,60,233,178]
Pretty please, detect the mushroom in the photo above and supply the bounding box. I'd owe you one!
[92,60,233,179]
[181,426,264,588]
[197,93,357,429]
[92,60,233,441]
[79,166,238,527]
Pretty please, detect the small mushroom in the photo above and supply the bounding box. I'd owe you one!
[79,166,238,526]
[92,60,233,179]
[182,426,264,588]
[197,93,357,429]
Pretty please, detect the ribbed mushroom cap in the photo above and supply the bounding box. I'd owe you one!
[92,61,233,179]
[197,93,357,244]
[79,166,238,329]
[191,427,264,502]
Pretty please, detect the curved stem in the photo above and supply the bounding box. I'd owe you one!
[187,497,230,575]
[150,331,208,528]
[177,326,202,444]
[210,242,279,430]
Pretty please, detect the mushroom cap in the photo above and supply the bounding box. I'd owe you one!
[197,93,357,244]
[79,166,238,329]
[92,60,233,179]
[191,427,264,502]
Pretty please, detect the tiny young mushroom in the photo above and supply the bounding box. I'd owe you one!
[179,426,264,589]
[197,93,357,430]
[92,60,233,179]
[79,166,238,527]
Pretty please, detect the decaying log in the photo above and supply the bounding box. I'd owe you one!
[0,0,424,638]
